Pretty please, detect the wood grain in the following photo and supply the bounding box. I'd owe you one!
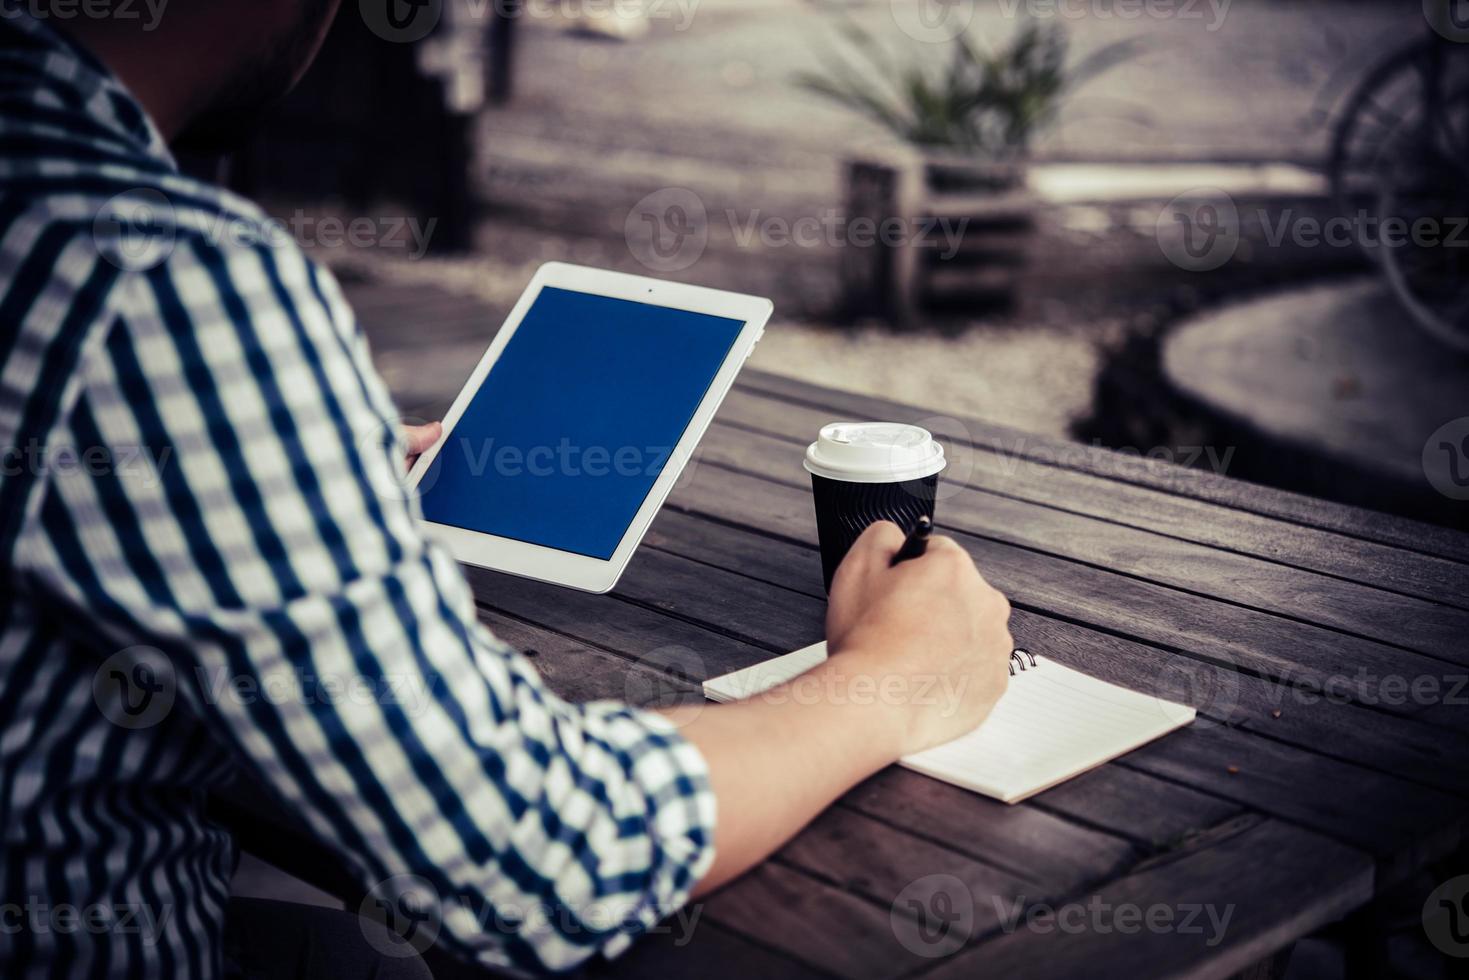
[921,816,1373,980]
[733,370,1469,567]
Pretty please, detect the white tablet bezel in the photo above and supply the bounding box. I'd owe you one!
[406,262,772,593]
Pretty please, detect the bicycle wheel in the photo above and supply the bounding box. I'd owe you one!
[1329,42,1431,218]
[1378,154,1469,351]
[1330,39,1469,349]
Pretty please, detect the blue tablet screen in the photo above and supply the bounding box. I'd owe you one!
[417,286,746,559]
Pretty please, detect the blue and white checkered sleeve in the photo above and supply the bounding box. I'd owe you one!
[31,231,717,973]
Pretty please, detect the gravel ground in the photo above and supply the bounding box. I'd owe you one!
[313,238,1104,438]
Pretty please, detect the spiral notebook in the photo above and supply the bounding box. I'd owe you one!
[702,642,1195,804]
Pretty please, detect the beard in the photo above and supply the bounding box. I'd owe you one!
[172,0,341,155]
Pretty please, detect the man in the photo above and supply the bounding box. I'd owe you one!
[0,2,1013,976]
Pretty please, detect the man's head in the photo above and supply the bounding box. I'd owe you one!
[36,0,344,150]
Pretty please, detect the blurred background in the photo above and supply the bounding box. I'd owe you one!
[205,0,1469,530]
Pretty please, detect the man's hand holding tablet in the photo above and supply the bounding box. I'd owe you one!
[408,262,771,593]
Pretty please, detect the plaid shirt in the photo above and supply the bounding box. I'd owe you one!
[0,11,715,977]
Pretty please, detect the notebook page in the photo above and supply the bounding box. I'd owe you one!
[702,642,1195,804]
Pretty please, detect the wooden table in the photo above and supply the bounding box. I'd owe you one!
[447,369,1469,979]
[219,355,1469,978]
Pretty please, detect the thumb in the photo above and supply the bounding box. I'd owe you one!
[403,421,442,456]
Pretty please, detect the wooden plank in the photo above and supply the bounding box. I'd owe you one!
[463,572,1241,902]
[775,804,1039,918]
[478,609,701,707]
[733,370,1469,565]
[473,592,1178,925]
[701,863,963,980]
[704,402,1469,656]
[476,609,1151,974]
[838,767,1139,894]
[467,570,1201,861]
[922,817,1374,980]
[1027,765,1245,852]
[466,537,1467,882]
[639,508,1469,801]
[634,516,1469,858]
[1121,725,1465,882]
[710,390,1469,610]
[656,461,1469,722]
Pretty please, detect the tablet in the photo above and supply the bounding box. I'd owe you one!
[407,262,773,593]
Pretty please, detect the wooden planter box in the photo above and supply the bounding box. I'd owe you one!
[841,149,1037,325]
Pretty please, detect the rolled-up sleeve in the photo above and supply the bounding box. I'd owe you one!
[23,230,717,973]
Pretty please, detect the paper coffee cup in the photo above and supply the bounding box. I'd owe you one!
[804,422,946,592]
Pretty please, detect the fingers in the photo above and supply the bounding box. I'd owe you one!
[403,421,442,456]
[856,520,907,552]
[922,534,965,557]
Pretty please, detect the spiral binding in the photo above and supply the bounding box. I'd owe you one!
[1008,647,1037,676]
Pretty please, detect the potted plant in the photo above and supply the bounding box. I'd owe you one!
[795,19,1140,322]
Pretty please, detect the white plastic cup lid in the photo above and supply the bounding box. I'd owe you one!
[803,422,947,483]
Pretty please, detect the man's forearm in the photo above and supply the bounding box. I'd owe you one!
[673,648,910,897]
